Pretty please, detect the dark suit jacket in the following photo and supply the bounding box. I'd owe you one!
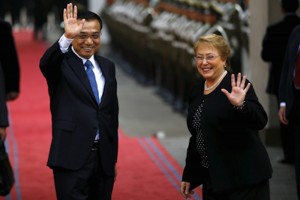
[40,42,119,176]
[0,65,8,127]
[0,20,20,94]
[182,73,272,192]
[279,25,300,118]
[261,14,300,96]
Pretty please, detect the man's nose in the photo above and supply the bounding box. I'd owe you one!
[85,37,93,44]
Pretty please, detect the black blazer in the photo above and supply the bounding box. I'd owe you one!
[182,73,272,192]
[261,14,300,96]
[0,65,8,127]
[40,42,119,176]
[0,20,20,94]
[279,25,300,118]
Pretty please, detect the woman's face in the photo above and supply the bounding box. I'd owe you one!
[194,43,226,82]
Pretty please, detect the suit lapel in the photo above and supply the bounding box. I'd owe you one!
[65,51,98,106]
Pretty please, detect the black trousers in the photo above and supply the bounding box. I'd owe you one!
[291,89,300,199]
[203,181,270,200]
[202,169,270,200]
[53,147,114,200]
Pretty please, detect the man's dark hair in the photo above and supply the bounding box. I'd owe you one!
[77,11,103,30]
[281,0,299,13]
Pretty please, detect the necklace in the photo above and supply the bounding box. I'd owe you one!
[204,71,227,90]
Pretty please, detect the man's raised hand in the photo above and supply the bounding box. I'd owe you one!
[63,3,85,39]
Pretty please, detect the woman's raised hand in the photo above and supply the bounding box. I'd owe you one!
[221,73,251,107]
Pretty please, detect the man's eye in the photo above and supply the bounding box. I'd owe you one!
[79,35,87,39]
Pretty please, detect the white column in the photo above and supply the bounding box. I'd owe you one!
[249,0,284,145]
[249,0,269,122]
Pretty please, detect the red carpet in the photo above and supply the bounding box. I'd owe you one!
[1,30,202,200]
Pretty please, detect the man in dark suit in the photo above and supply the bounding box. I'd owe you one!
[278,24,300,199]
[0,19,20,101]
[39,3,119,200]
[261,0,300,164]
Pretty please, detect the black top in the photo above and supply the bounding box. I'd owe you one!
[183,72,272,192]
[190,96,209,168]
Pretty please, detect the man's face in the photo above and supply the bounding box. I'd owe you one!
[72,19,101,59]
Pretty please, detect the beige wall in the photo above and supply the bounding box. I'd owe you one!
[249,0,271,126]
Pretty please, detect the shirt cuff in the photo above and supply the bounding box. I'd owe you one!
[280,102,286,107]
[58,34,73,53]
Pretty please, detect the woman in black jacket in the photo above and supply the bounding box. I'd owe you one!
[180,34,272,200]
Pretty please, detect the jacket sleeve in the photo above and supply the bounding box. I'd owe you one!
[111,63,119,162]
[0,66,8,127]
[182,136,203,190]
[261,26,273,62]
[39,41,65,84]
[233,81,268,130]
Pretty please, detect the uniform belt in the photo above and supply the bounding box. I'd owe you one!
[91,140,99,151]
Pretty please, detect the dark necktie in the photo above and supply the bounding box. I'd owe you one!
[84,60,99,104]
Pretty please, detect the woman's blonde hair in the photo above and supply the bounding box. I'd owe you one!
[194,34,231,68]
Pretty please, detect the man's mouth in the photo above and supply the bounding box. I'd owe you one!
[83,47,93,51]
